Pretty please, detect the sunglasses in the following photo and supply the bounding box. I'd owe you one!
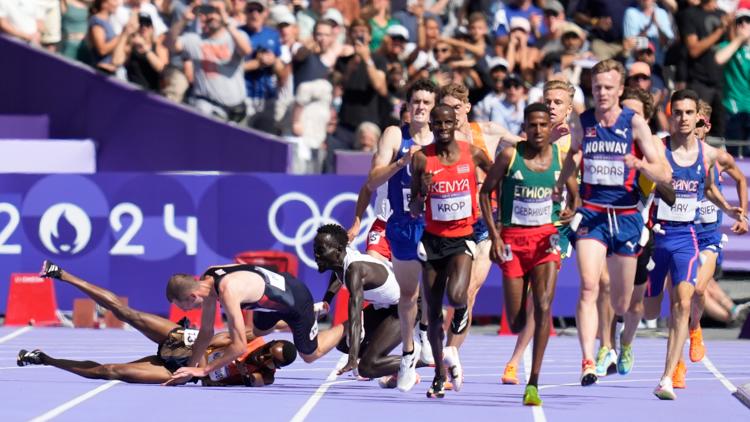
[630,74,651,82]
[737,17,750,24]
[245,5,264,13]
[434,47,451,54]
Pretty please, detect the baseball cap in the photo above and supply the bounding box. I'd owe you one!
[386,24,410,41]
[503,73,524,87]
[509,16,531,33]
[270,5,296,26]
[736,9,750,20]
[543,0,565,15]
[628,61,652,77]
[560,22,586,39]
[247,0,267,9]
[487,56,510,71]
[322,8,344,26]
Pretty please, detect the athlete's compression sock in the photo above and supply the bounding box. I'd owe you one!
[451,307,469,335]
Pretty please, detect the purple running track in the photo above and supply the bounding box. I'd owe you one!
[0,327,747,421]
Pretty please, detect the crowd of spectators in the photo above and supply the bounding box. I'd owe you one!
[1,0,750,171]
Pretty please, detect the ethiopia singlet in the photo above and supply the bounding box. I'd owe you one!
[500,142,562,227]
[423,142,478,237]
[387,125,430,222]
[654,137,707,226]
[205,265,293,313]
[580,107,642,208]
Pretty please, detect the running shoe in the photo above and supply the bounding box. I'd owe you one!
[595,347,618,377]
[17,349,43,366]
[40,260,63,279]
[523,385,543,406]
[379,373,420,389]
[427,375,446,398]
[580,359,597,386]
[397,340,421,392]
[654,376,677,400]
[502,363,519,385]
[443,346,463,392]
[617,344,634,375]
[689,327,705,362]
[672,359,686,389]
[419,328,435,366]
[312,302,329,320]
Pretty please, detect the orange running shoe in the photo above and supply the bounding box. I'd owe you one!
[502,363,519,385]
[580,359,597,386]
[689,327,705,362]
[672,359,687,389]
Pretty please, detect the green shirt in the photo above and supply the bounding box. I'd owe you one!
[500,143,562,227]
[720,40,750,114]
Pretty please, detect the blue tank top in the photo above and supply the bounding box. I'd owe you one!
[696,164,722,234]
[580,107,641,208]
[654,137,707,227]
[387,125,422,221]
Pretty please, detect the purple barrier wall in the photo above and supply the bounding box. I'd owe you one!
[0,115,49,139]
[0,35,289,172]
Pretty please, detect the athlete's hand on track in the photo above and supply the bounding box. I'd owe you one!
[336,359,358,376]
[163,366,205,386]
[559,208,575,225]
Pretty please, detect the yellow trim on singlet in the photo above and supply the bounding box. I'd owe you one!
[555,133,571,155]
[470,122,491,160]
[506,144,517,176]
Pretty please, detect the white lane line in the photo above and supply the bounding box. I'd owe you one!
[0,326,32,344]
[28,380,121,422]
[702,356,738,393]
[522,345,547,422]
[290,355,348,422]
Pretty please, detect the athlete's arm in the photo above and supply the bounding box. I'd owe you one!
[625,114,672,185]
[198,279,249,377]
[471,144,494,174]
[717,148,749,233]
[321,273,343,317]
[554,133,581,196]
[651,135,677,206]
[366,126,409,191]
[480,121,524,151]
[480,147,513,263]
[348,184,374,241]
[189,294,218,367]
[337,263,366,375]
[561,171,580,224]
[409,151,429,218]
[704,145,747,228]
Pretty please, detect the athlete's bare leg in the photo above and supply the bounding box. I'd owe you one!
[446,240,492,348]
[606,255,637,318]
[506,298,534,368]
[36,353,173,383]
[662,282,695,379]
[597,263,614,350]
[527,261,559,387]
[56,269,177,344]
[621,284,647,345]
[299,324,346,363]
[574,239,608,363]
[690,251,718,330]
[356,313,403,378]
[393,258,422,353]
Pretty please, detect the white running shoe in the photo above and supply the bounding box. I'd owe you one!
[443,346,463,392]
[654,377,676,400]
[419,329,435,365]
[397,340,421,392]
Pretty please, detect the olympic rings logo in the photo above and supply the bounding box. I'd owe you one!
[267,192,376,268]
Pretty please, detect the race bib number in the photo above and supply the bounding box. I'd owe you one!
[207,351,228,381]
[698,199,718,224]
[183,328,199,346]
[511,199,553,226]
[402,188,412,212]
[430,192,472,221]
[656,196,698,222]
[256,267,286,291]
[583,158,625,186]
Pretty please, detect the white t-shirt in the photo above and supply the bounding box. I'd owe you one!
[111,3,167,37]
[0,0,40,37]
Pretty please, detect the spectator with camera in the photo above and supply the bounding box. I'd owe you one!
[167,0,252,123]
[125,12,168,92]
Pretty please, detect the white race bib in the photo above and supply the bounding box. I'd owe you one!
[656,196,698,222]
[183,328,199,346]
[511,199,553,226]
[583,158,625,186]
[430,192,472,221]
[402,188,413,212]
[207,351,229,381]
[698,199,718,224]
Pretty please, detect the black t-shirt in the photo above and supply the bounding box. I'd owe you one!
[575,0,634,43]
[334,53,388,131]
[679,6,726,87]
